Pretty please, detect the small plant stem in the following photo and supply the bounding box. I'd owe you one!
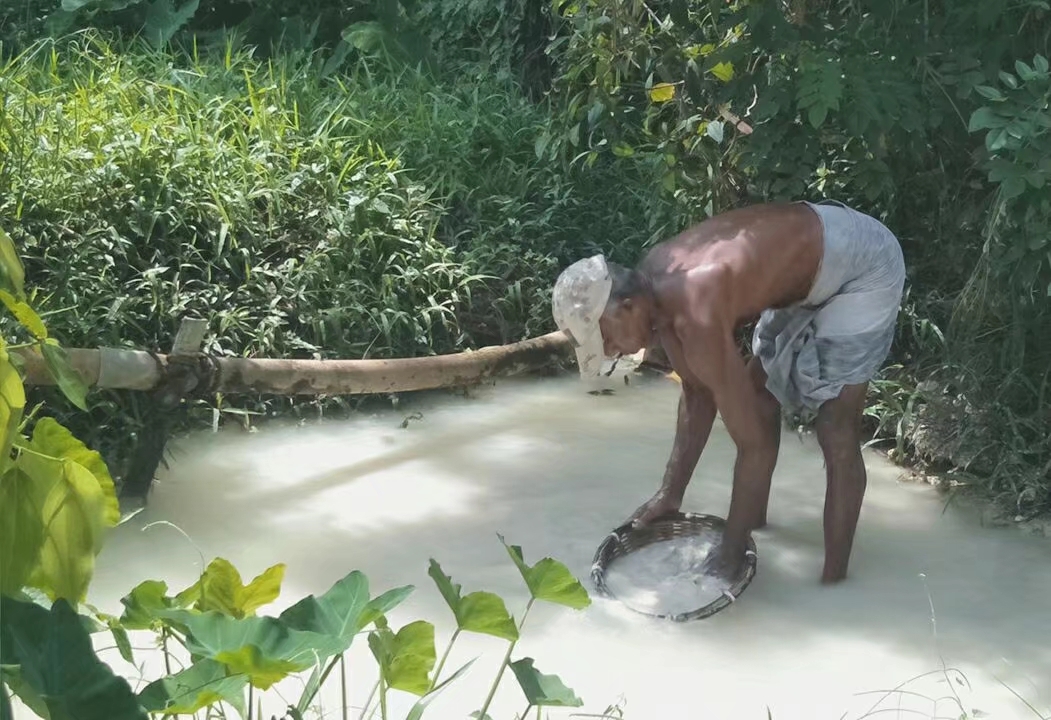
[248,684,254,720]
[428,627,461,692]
[302,653,345,709]
[478,598,535,719]
[379,675,389,720]
[340,654,349,720]
[161,628,172,676]
[357,680,379,720]
[536,705,542,720]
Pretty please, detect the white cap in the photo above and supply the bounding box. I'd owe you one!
[551,254,613,379]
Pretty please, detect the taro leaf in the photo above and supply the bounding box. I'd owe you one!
[648,82,676,103]
[0,681,10,720]
[142,0,200,47]
[509,657,583,708]
[0,229,24,299]
[368,620,436,696]
[427,559,518,641]
[31,417,119,527]
[0,290,46,340]
[0,595,148,720]
[40,341,90,411]
[160,609,345,690]
[1,664,48,720]
[119,579,182,630]
[406,658,477,720]
[358,583,415,628]
[498,535,591,610]
[19,453,113,604]
[0,342,26,470]
[0,468,46,596]
[278,569,369,648]
[137,659,247,714]
[180,557,285,619]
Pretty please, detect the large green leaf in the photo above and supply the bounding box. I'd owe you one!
[0,468,46,596]
[0,342,26,473]
[509,657,583,708]
[19,453,112,603]
[0,290,46,340]
[0,596,148,720]
[31,417,119,527]
[358,584,415,628]
[137,659,247,715]
[0,229,25,300]
[160,609,345,690]
[278,569,369,645]
[368,620,436,697]
[142,0,200,47]
[427,560,518,641]
[40,342,90,412]
[498,536,591,610]
[180,557,285,619]
[1,665,48,720]
[119,580,177,630]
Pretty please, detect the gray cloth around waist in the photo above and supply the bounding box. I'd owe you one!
[752,201,906,414]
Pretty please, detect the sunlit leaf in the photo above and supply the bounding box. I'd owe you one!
[0,229,25,300]
[0,342,26,471]
[0,595,148,720]
[428,559,518,641]
[31,417,119,527]
[648,82,676,103]
[182,557,285,619]
[706,119,725,143]
[138,659,247,715]
[0,468,46,596]
[611,142,635,157]
[368,620,436,696]
[40,342,90,412]
[119,579,181,630]
[509,657,583,708]
[709,61,734,82]
[0,290,47,340]
[19,451,112,603]
[160,609,345,690]
[498,536,590,609]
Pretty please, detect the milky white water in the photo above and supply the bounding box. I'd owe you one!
[601,530,734,617]
[32,372,1051,720]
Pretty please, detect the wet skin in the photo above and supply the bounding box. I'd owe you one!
[602,202,871,584]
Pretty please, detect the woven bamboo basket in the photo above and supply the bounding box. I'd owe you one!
[590,511,758,621]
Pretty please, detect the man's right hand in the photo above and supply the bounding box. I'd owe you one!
[627,489,683,528]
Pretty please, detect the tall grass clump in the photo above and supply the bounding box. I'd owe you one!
[0,32,677,489]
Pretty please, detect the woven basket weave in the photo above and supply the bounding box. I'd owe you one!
[590,511,758,622]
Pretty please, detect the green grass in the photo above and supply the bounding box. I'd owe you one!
[0,31,676,487]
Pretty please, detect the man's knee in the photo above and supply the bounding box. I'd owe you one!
[816,383,868,460]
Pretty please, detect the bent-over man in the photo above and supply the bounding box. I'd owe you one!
[550,200,905,584]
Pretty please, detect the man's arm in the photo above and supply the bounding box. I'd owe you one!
[661,381,717,502]
[677,313,772,556]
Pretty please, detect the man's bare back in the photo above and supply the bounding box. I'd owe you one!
[551,200,905,584]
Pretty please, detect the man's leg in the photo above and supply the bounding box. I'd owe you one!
[815,381,869,583]
[745,355,782,529]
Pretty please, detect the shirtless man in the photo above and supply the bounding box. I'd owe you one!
[551,201,905,584]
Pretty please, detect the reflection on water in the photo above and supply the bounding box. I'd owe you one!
[79,374,1051,720]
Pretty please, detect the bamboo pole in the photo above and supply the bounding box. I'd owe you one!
[12,331,574,396]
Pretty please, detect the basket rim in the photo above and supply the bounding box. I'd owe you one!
[590,510,758,622]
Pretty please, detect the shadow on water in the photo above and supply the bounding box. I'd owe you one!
[88,374,1051,720]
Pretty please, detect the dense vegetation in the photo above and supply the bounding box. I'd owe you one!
[1,0,1049,517]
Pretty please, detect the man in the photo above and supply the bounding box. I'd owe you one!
[551,200,905,584]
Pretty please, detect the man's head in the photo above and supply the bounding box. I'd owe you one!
[551,254,655,378]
